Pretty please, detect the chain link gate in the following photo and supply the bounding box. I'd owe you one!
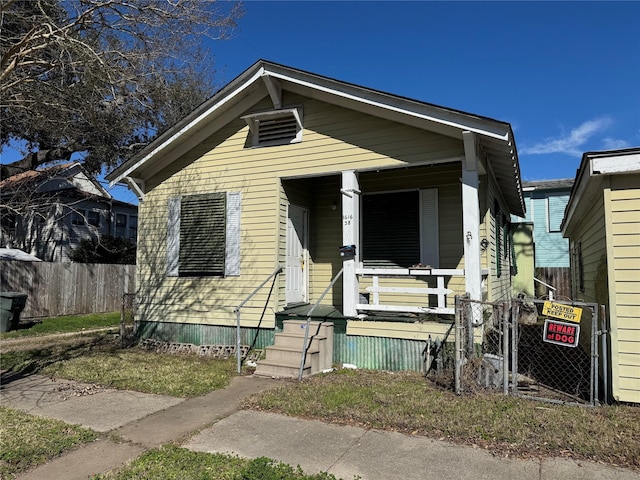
[453,295,603,406]
[454,296,509,395]
[510,298,601,406]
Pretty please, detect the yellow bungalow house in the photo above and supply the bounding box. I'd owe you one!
[562,147,640,404]
[107,60,524,374]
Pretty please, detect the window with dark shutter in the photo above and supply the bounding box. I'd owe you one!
[495,199,502,277]
[362,189,438,268]
[166,192,241,277]
[179,193,226,276]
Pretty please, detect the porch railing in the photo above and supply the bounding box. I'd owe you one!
[533,276,557,301]
[355,267,465,316]
[234,265,283,374]
[298,267,344,380]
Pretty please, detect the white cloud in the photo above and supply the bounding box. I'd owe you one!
[520,117,613,157]
[601,137,631,150]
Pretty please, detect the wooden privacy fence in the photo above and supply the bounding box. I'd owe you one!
[535,267,571,299]
[0,261,135,319]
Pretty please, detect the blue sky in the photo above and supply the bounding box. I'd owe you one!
[2,1,639,204]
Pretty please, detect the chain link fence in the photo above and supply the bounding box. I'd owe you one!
[120,293,136,345]
[511,298,600,405]
[447,295,603,406]
[454,296,509,395]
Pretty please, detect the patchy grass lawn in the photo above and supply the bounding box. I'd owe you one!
[92,446,347,480]
[43,348,238,397]
[1,336,237,398]
[243,368,640,470]
[0,406,97,479]
[0,312,120,339]
[2,329,638,473]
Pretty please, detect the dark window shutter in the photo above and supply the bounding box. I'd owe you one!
[179,193,226,276]
[495,199,502,277]
[362,191,420,268]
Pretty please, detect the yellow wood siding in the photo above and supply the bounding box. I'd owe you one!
[485,174,512,302]
[137,93,466,329]
[606,174,640,403]
[347,320,453,340]
[568,193,607,304]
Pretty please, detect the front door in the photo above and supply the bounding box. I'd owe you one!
[286,205,308,305]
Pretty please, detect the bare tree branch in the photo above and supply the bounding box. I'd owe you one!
[1,0,243,173]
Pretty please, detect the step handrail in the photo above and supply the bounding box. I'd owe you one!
[234,265,283,374]
[298,267,344,380]
[533,277,557,301]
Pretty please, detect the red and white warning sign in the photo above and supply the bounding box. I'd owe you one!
[543,319,580,348]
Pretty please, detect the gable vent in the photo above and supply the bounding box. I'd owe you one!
[242,108,303,147]
[258,116,298,144]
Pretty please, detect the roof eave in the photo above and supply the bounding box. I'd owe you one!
[107,61,524,214]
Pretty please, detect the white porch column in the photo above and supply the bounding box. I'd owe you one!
[462,131,482,301]
[341,170,360,317]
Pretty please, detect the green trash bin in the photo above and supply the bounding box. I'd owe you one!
[0,292,28,332]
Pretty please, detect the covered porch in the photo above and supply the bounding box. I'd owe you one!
[280,134,485,323]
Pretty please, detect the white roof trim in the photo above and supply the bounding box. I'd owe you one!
[107,60,518,212]
[562,148,640,235]
[265,69,510,142]
[591,152,640,175]
[109,67,266,186]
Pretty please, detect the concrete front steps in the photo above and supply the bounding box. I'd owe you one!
[254,320,334,379]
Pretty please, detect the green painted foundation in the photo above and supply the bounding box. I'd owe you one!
[136,321,276,350]
[138,304,438,372]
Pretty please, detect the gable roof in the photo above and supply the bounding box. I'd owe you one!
[562,147,640,235]
[522,178,574,191]
[107,59,524,216]
[0,162,110,198]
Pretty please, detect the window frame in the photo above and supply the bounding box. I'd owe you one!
[128,215,138,240]
[167,192,241,278]
[361,188,439,269]
[87,210,100,227]
[546,195,565,233]
[71,209,86,226]
[115,213,127,237]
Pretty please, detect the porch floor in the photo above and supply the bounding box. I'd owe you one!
[275,304,452,333]
[275,304,347,331]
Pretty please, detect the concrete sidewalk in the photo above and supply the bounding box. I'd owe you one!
[1,373,637,480]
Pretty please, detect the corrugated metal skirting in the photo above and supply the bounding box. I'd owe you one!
[137,321,428,372]
[136,321,275,349]
[334,332,427,372]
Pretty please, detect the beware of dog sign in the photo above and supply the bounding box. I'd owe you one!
[543,319,580,348]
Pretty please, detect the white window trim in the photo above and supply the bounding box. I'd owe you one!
[546,195,564,233]
[361,188,439,268]
[545,197,551,233]
[419,188,439,268]
[166,192,241,277]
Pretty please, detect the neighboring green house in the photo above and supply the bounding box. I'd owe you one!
[106,60,525,375]
[511,179,573,298]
